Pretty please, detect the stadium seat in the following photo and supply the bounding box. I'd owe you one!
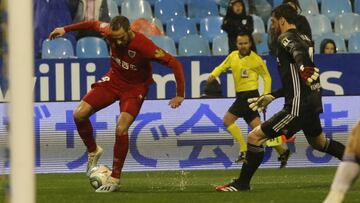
[178,34,211,56]
[147,0,157,6]
[212,34,229,55]
[115,0,124,6]
[348,32,360,53]
[299,0,319,16]
[76,37,109,58]
[252,14,266,34]
[271,0,282,7]
[187,0,219,23]
[200,16,225,42]
[166,16,197,43]
[334,13,360,40]
[356,0,360,14]
[107,0,119,19]
[154,0,186,24]
[253,32,269,55]
[41,38,74,59]
[321,0,352,22]
[121,0,153,20]
[314,32,347,53]
[306,14,332,39]
[150,36,177,55]
[254,0,272,22]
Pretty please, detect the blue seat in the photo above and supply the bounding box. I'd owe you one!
[147,0,157,6]
[254,0,272,22]
[150,36,177,56]
[348,32,360,53]
[252,15,266,34]
[200,16,225,42]
[321,0,352,22]
[299,0,319,16]
[154,0,185,24]
[253,33,269,55]
[334,13,360,40]
[271,0,282,7]
[306,14,332,39]
[107,0,119,19]
[115,0,124,6]
[121,0,153,20]
[212,34,229,56]
[166,16,197,43]
[76,37,109,58]
[188,0,219,23]
[356,0,360,14]
[314,32,347,53]
[178,34,211,56]
[41,38,74,59]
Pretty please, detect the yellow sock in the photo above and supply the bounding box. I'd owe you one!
[273,145,286,155]
[227,123,247,152]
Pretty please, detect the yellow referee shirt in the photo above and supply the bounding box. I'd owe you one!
[211,51,271,94]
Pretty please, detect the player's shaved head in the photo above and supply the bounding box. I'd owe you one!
[110,15,130,31]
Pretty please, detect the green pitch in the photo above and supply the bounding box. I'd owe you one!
[2,167,360,203]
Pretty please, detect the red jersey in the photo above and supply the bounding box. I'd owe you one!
[64,21,185,97]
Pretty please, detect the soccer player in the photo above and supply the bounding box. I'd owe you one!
[207,33,290,167]
[215,4,345,192]
[323,121,360,203]
[49,15,185,192]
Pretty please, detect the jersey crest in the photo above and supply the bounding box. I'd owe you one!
[128,50,136,58]
[154,48,165,58]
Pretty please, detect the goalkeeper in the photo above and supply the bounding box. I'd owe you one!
[207,32,290,166]
[216,4,345,192]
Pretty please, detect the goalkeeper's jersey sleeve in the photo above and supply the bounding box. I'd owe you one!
[211,51,271,94]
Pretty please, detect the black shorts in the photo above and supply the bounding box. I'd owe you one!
[228,90,260,124]
[261,109,323,139]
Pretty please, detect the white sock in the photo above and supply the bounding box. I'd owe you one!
[324,161,360,203]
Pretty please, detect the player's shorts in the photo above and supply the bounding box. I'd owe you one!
[261,109,323,139]
[228,90,260,124]
[82,75,148,118]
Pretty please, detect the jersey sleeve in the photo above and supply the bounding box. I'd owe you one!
[278,32,314,68]
[256,57,272,94]
[141,38,185,97]
[64,21,110,36]
[210,53,233,77]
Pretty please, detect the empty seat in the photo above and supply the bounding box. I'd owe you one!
[271,0,282,7]
[299,0,319,16]
[254,0,272,22]
[252,14,266,34]
[321,0,352,22]
[334,13,360,40]
[76,37,109,58]
[178,34,211,56]
[200,16,225,42]
[212,34,229,55]
[253,33,269,55]
[348,32,360,53]
[154,0,186,24]
[42,38,74,59]
[107,0,120,19]
[306,14,332,39]
[314,32,347,53]
[121,0,153,20]
[115,0,124,6]
[150,36,177,55]
[166,16,197,43]
[187,0,219,23]
[356,0,360,14]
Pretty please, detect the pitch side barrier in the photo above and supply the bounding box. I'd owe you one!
[0,54,359,102]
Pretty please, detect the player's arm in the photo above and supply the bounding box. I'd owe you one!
[279,33,319,85]
[143,41,185,108]
[207,54,232,82]
[49,21,105,39]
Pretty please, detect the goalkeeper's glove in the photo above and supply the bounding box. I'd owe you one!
[247,94,275,112]
[299,65,319,85]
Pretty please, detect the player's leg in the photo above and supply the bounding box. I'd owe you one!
[324,121,360,203]
[303,113,345,160]
[223,112,247,161]
[73,84,117,174]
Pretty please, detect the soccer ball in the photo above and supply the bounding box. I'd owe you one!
[88,165,111,189]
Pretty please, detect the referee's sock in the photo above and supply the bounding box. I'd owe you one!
[227,123,247,152]
[324,139,345,160]
[235,143,264,189]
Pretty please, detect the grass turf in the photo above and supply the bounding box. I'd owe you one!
[1,167,360,203]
